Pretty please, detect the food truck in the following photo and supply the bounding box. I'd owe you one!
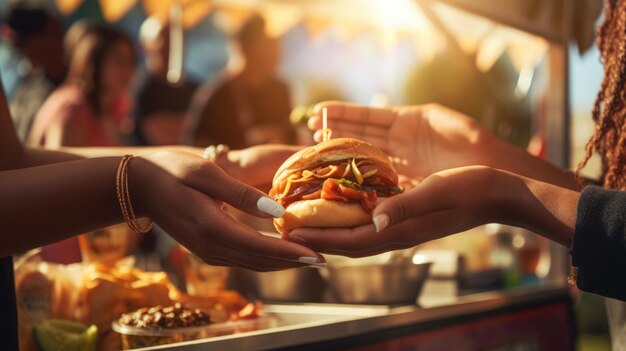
[11,0,600,350]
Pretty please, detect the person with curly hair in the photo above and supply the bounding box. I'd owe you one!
[291,1,626,347]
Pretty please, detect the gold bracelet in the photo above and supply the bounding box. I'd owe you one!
[116,155,153,233]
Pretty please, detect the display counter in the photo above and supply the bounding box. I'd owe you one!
[138,283,573,350]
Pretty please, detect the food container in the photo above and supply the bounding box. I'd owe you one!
[78,223,129,263]
[321,252,431,304]
[184,252,230,296]
[247,267,325,302]
[112,315,277,349]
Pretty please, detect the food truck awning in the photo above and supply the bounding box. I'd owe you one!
[57,0,601,52]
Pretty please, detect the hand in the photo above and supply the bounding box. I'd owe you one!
[132,150,324,271]
[222,144,303,190]
[287,166,579,257]
[309,102,494,181]
[286,166,517,257]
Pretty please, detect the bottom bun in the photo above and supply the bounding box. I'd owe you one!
[274,198,387,235]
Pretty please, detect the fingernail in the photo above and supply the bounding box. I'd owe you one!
[373,214,389,232]
[257,197,284,218]
[294,256,326,268]
[307,262,327,269]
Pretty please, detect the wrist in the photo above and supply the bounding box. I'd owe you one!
[474,129,507,168]
[484,168,528,226]
[127,156,155,219]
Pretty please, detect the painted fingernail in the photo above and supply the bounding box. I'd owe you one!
[298,256,324,266]
[373,214,389,232]
[257,197,284,218]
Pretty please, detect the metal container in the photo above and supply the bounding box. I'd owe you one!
[322,260,431,305]
[247,268,325,302]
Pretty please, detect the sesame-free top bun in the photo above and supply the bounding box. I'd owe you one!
[272,138,393,189]
[271,138,396,235]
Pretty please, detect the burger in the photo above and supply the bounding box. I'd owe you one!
[270,138,403,234]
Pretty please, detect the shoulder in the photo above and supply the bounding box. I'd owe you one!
[36,85,93,127]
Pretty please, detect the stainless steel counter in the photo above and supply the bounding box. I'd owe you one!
[138,284,570,350]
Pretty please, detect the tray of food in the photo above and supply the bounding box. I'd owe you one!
[112,303,276,349]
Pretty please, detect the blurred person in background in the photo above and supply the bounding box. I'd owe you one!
[2,3,66,143]
[187,15,294,149]
[134,17,198,146]
[28,24,136,147]
[63,19,96,65]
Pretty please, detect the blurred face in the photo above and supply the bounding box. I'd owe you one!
[100,41,135,96]
[243,34,280,79]
[22,18,66,82]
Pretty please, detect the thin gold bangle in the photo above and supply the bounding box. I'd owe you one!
[116,155,153,233]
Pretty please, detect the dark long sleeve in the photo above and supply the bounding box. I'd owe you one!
[572,185,626,301]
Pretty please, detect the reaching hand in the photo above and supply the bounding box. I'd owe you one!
[226,144,303,190]
[309,102,493,181]
[133,151,324,271]
[286,166,514,257]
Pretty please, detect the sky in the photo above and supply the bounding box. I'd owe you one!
[569,44,603,115]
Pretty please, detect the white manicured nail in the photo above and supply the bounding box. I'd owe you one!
[257,197,284,218]
[373,214,389,232]
[298,256,325,267]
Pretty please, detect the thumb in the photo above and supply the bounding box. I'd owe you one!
[372,185,446,232]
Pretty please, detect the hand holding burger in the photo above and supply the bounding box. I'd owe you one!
[269,138,403,234]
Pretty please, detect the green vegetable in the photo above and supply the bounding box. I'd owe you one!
[335,178,361,190]
[33,319,97,351]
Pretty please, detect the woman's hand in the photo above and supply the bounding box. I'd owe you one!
[309,102,490,181]
[286,166,578,257]
[222,144,303,190]
[132,150,324,271]
[309,102,578,189]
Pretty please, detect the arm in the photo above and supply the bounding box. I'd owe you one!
[571,186,626,301]
[0,157,122,256]
[53,144,302,190]
[0,152,323,269]
[480,132,579,191]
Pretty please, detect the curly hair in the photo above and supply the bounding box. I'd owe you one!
[577,0,626,189]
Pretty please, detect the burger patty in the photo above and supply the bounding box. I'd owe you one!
[276,176,402,212]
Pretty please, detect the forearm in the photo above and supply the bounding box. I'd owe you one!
[58,145,202,158]
[481,133,579,190]
[494,170,579,247]
[0,157,128,256]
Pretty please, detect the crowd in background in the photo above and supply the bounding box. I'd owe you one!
[0,2,297,272]
[2,2,296,151]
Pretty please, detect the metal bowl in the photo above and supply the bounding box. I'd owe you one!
[246,268,325,302]
[321,259,431,305]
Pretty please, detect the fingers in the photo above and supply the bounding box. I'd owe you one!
[206,209,326,270]
[308,118,389,139]
[170,189,325,271]
[313,129,389,151]
[287,224,409,257]
[286,210,458,257]
[312,101,397,127]
[371,181,451,232]
[187,162,284,219]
